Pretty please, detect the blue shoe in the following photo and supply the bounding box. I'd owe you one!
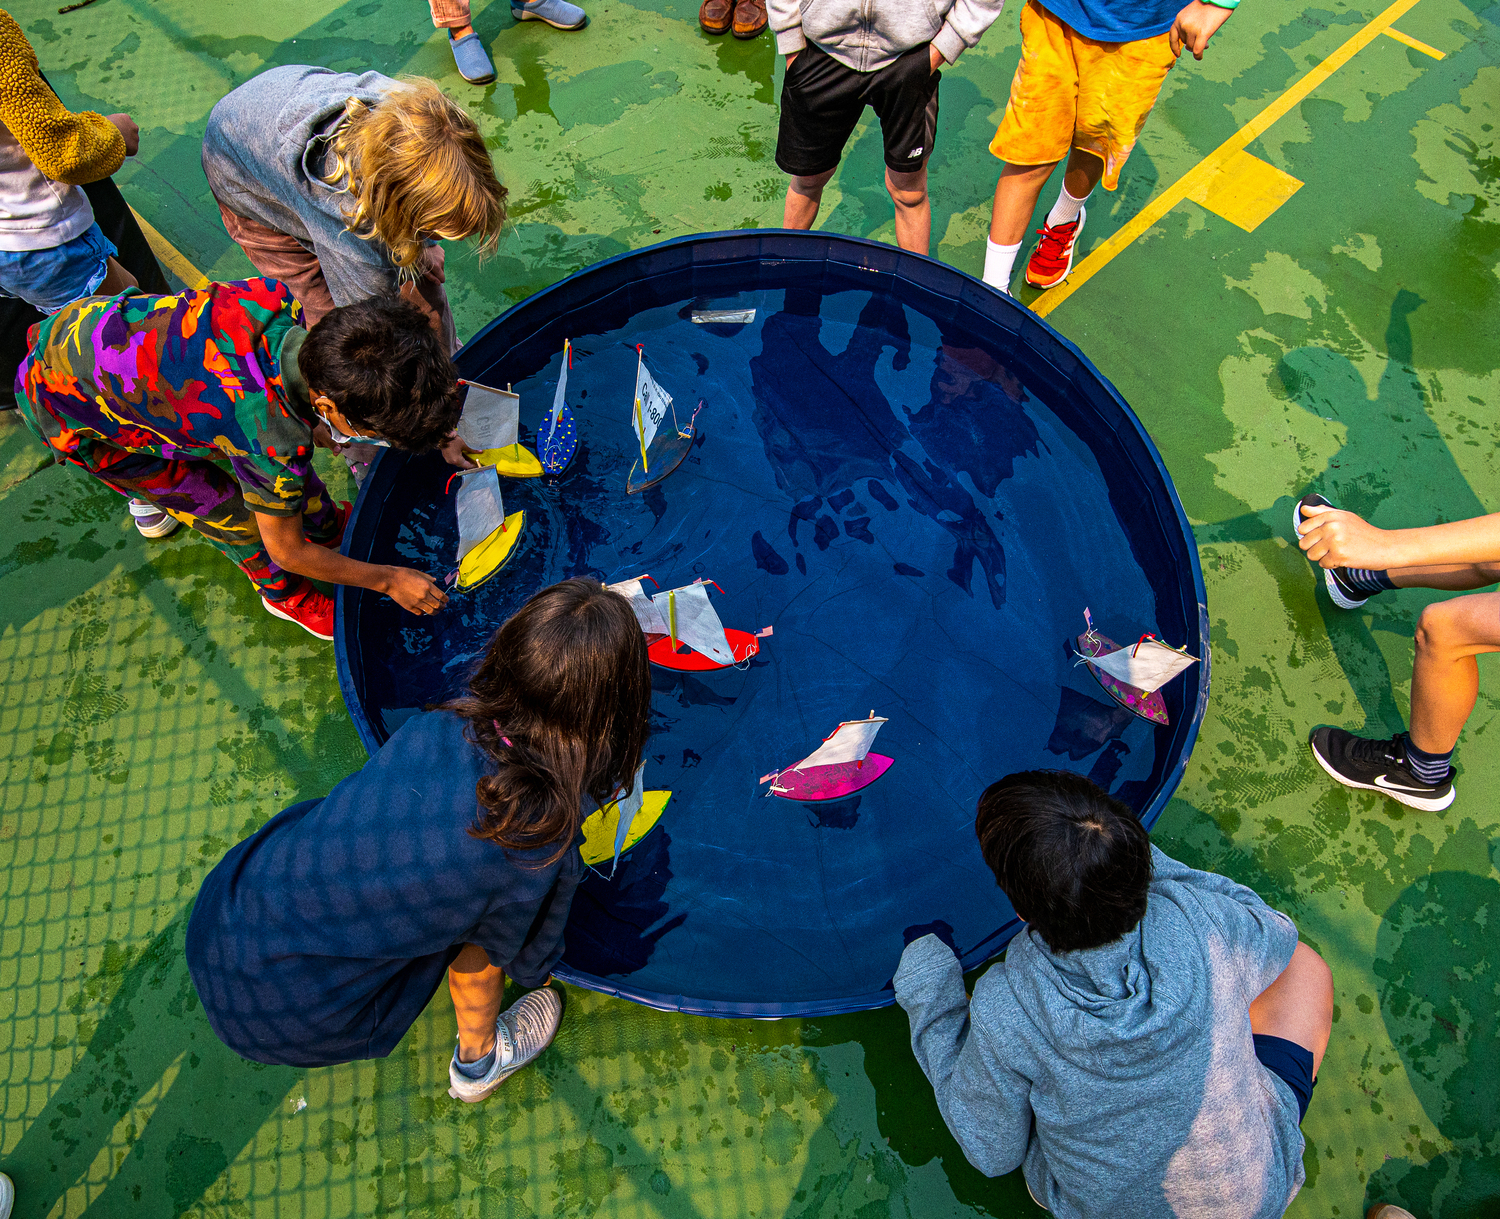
[512,0,588,29]
[449,31,496,83]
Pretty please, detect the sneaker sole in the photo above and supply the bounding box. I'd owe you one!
[512,8,587,27]
[1291,500,1368,609]
[1308,738,1455,811]
[261,598,334,641]
[134,518,181,539]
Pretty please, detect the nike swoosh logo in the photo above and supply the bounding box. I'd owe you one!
[1373,774,1435,793]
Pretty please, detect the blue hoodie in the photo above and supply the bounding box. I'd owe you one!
[894,846,1304,1219]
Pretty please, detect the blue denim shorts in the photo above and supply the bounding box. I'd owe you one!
[0,222,117,313]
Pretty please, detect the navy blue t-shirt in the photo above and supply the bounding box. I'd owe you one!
[186,711,583,1068]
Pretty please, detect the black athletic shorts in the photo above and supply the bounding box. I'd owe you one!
[775,42,941,177]
[1253,1034,1317,1121]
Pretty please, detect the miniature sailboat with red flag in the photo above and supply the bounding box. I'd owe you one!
[609,576,765,670]
[761,713,893,802]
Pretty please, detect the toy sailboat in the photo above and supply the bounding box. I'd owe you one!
[540,339,579,475]
[1075,608,1199,725]
[458,379,542,478]
[579,763,670,876]
[605,573,667,643]
[449,466,525,591]
[627,346,702,494]
[645,578,764,671]
[762,713,893,802]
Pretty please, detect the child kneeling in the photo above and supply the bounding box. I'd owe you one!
[895,771,1332,1219]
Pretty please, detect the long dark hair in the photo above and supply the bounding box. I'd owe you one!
[446,578,651,864]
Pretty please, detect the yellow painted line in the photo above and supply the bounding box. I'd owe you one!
[1384,25,1445,57]
[128,206,209,290]
[1032,0,1427,317]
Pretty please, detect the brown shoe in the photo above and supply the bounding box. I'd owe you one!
[699,0,731,34]
[731,0,766,38]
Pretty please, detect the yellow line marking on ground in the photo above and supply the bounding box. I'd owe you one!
[1032,0,1427,317]
[1187,150,1304,231]
[128,206,209,290]
[1383,26,1445,57]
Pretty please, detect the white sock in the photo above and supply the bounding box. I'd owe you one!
[982,237,1022,292]
[1046,184,1089,228]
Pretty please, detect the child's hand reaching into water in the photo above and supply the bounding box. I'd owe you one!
[440,431,478,470]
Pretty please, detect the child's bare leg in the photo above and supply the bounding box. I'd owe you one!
[448,943,505,1061]
[1248,942,1332,1077]
[988,161,1058,245]
[784,168,836,230]
[1060,147,1104,206]
[886,164,930,254]
[1406,590,1500,753]
[97,257,138,296]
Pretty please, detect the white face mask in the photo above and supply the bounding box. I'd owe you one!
[317,411,389,449]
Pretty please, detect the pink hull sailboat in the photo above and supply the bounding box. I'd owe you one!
[762,713,892,802]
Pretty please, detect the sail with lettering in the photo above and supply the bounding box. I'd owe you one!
[627,346,702,493]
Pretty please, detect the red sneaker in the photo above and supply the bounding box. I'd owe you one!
[1024,206,1087,290]
[262,582,335,641]
[315,501,352,551]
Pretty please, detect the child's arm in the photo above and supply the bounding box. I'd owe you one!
[894,935,1034,1177]
[932,0,1008,66]
[257,511,450,615]
[0,10,128,185]
[1299,503,1500,571]
[1169,1,1234,59]
[767,0,805,57]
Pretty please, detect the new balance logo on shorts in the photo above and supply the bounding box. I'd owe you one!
[909,146,924,157]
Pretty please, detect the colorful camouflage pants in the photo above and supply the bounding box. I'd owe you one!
[54,438,336,602]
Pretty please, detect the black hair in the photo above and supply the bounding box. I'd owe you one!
[297,295,460,450]
[443,578,652,866]
[974,770,1152,953]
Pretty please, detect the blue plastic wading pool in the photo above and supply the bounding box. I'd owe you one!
[335,231,1209,1018]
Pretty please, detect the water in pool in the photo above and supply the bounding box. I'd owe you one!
[353,283,1181,1013]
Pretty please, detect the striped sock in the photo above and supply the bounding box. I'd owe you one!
[1403,738,1453,784]
[1343,568,1397,593]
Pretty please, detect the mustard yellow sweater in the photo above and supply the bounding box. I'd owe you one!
[0,8,124,185]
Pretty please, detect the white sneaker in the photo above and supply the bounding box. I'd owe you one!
[447,986,562,1103]
[0,1170,14,1219]
[128,498,180,539]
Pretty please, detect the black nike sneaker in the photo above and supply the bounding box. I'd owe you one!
[1308,727,1455,811]
[1293,493,1376,610]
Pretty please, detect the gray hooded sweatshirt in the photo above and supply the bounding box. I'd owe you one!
[202,66,404,308]
[894,846,1305,1219]
[767,0,1006,71]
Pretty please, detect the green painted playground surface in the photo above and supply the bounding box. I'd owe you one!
[1,0,1499,1214]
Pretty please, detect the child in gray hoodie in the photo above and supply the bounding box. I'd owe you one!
[895,770,1332,1219]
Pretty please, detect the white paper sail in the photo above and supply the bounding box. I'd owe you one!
[547,341,570,446]
[651,581,734,665]
[454,467,505,562]
[795,715,886,771]
[1090,640,1198,693]
[633,357,671,461]
[458,381,520,451]
[609,762,648,872]
[606,576,669,636]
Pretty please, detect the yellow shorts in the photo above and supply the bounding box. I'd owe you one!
[990,0,1176,190]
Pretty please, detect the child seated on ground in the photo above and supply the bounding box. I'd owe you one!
[894,770,1332,1219]
[1296,492,1500,811]
[15,282,469,640]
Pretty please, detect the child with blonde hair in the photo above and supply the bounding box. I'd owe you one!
[204,68,506,479]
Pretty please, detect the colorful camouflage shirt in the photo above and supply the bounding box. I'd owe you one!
[18,278,318,516]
